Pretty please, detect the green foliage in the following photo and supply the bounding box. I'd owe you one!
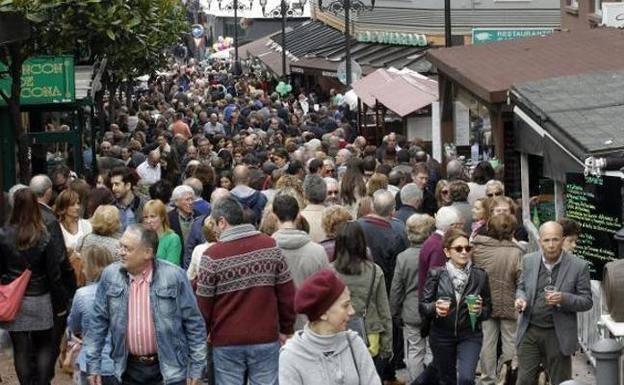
[0,0,189,82]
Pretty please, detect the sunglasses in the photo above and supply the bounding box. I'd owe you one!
[449,245,473,253]
[441,190,449,195]
[487,191,503,197]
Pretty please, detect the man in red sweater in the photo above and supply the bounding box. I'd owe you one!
[196,196,295,385]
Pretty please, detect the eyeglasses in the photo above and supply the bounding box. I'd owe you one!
[487,191,503,197]
[449,245,473,253]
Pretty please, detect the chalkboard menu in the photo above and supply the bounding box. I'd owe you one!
[565,173,622,279]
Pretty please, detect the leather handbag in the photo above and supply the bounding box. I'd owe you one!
[0,267,32,322]
[347,266,376,347]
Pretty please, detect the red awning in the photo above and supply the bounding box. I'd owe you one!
[352,68,438,116]
[372,72,438,117]
[351,69,398,108]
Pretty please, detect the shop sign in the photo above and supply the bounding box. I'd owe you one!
[565,173,623,279]
[0,55,75,105]
[356,31,428,47]
[471,28,554,45]
[290,67,304,74]
[322,71,338,78]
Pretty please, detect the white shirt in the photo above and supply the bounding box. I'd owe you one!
[136,160,161,185]
[61,219,93,250]
[187,242,213,281]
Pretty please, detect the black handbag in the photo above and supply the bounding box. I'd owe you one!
[347,266,376,347]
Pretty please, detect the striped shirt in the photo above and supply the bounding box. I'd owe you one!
[127,264,157,356]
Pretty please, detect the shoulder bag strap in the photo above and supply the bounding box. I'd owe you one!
[363,263,376,317]
[346,334,361,385]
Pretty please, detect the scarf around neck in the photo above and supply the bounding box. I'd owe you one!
[445,260,472,302]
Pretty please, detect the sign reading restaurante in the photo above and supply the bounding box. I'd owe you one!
[471,28,554,45]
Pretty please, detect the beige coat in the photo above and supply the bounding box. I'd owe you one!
[300,204,327,243]
[471,235,523,320]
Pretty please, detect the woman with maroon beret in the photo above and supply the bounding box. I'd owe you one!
[279,269,381,385]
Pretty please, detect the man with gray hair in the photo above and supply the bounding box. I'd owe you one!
[394,183,423,224]
[87,225,207,385]
[184,177,210,216]
[196,196,295,385]
[182,188,231,270]
[358,189,409,383]
[446,159,466,181]
[300,175,328,242]
[514,221,592,385]
[323,177,340,205]
[335,148,351,176]
[168,185,199,265]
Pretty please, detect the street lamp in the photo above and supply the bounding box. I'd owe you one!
[318,0,374,87]
[217,0,254,75]
[258,0,307,80]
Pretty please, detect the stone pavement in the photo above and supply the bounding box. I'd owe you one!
[0,346,597,385]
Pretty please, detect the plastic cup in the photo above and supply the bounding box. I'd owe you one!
[438,296,452,311]
[544,285,557,304]
[465,294,480,314]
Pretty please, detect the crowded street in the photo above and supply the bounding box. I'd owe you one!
[1,1,624,385]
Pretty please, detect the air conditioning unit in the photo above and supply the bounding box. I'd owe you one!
[602,2,624,28]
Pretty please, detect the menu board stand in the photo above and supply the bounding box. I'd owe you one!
[565,173,622,279]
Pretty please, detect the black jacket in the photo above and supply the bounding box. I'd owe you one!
[40,203,77,302]
[419,265,492,336]
[0,225,69,313]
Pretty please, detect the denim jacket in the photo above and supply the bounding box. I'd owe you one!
[67,283,114,375]
[85,259,207,383]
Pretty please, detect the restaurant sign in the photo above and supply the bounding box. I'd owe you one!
[472,28,554,45]
[0,55,75,105]
[357,31,427,47]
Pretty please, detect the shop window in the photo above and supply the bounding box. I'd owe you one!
[528,154,556,227]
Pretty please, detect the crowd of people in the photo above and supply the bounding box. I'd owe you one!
[0,58,594,385]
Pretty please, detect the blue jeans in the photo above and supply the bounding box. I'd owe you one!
[429,328,483,385]
[212,341,280,385]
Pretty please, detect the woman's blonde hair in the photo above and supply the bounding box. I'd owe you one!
[406,214,436,244]
[143,199,171,231]
[91,205,121,236]
[202,217,219,242]
[366,173,388,197]
[321,205,353,238]
[82,245,115,282]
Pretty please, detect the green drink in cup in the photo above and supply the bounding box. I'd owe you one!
[465,294,480,331]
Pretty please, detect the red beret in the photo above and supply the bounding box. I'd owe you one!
[294,269,346,322]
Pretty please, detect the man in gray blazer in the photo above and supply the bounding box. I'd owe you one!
[514,221,592,385]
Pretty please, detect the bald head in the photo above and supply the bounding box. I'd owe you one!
[148,150,161,167]
[233,165,250,185]
[211,187,230,204]
[184,177,203,198]
[539,221,564,261]
[373,189,395,218]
